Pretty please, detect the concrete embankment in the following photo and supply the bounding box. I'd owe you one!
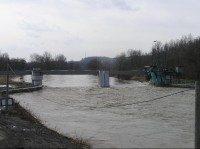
[0,70,145,76]
[0,86,43,95]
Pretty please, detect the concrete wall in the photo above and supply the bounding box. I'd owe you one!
[0,70,145,76]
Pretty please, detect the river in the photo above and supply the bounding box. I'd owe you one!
[12,75,195,148]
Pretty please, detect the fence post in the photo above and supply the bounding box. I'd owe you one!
[195,81,200,148]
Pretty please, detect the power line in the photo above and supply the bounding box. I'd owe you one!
[7,67,89,108]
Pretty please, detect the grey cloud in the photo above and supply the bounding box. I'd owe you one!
[64,37,84,46]
[111,0,138,11]
[20,20,60,33]
[78,0,140,12]
[0,0,53,5]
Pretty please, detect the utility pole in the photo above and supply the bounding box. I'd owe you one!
[152,41,157,66]
[195,81,200,148]
[6,59,9,113]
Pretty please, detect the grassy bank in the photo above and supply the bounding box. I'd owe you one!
[0,76,34,94]
[0,76,8,84]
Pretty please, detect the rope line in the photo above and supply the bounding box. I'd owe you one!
[7,66,66,107]
[100,88,192,108]
[7,64,193,109]
[32,88,192,109]
[8,64,29,88]
[7,66,89,108]
[8,64,18,76]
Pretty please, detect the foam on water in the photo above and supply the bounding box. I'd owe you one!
[12,75,195,148]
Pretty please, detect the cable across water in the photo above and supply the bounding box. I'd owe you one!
[8,66,193,109]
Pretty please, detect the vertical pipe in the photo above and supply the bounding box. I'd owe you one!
[6,60,9,113]
[195,81,200,148]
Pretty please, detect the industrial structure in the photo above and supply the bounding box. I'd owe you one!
[32,68,43,86]
[144,65,184,86]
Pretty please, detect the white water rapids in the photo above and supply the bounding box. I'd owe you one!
[12,75,194,148]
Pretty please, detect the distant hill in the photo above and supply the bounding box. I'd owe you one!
[79,56,115,69]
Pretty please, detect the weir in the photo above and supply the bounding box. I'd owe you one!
[0,70,144,76]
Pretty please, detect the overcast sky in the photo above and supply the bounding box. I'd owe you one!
[0,0,200,61]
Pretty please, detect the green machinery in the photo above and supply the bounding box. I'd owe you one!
[144,66,184,86]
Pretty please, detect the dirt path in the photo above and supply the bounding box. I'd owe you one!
[0,104,90,148]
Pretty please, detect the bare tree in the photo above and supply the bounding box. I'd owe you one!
[127,49,142,69]
[0,52,9,70]
[114,52,127,70]
[55,54,66,62]
[87,59,101,70]
[55,54,67,70]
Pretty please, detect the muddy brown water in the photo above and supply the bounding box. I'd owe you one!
[12,75,195,148]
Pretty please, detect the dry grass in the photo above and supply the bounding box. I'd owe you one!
[0,76,15,84]
[0,76,33,90]
[0,76,7,84]
[72,135,91,149]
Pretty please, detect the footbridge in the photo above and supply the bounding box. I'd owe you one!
[0,70,145,76]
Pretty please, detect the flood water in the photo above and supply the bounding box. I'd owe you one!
[12,75,195,148]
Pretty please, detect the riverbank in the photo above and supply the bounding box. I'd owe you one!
[0,103,90,148]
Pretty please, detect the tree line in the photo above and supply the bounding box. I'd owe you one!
[152,35,200,79]
[0,51,68,70]
[0,34,200,79]
[114,35,200,80]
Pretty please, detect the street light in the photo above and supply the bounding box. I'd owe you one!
[152,40,157,49]
[152,41,157,66]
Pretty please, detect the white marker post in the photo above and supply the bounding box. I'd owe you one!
[99,71,110,88]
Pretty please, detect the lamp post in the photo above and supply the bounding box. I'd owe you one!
[6,59,9,113]
[152,41,157,66]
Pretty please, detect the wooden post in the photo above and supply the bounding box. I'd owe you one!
[195,81,200,148]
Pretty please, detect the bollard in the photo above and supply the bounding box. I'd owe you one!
[195,81,200,148]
